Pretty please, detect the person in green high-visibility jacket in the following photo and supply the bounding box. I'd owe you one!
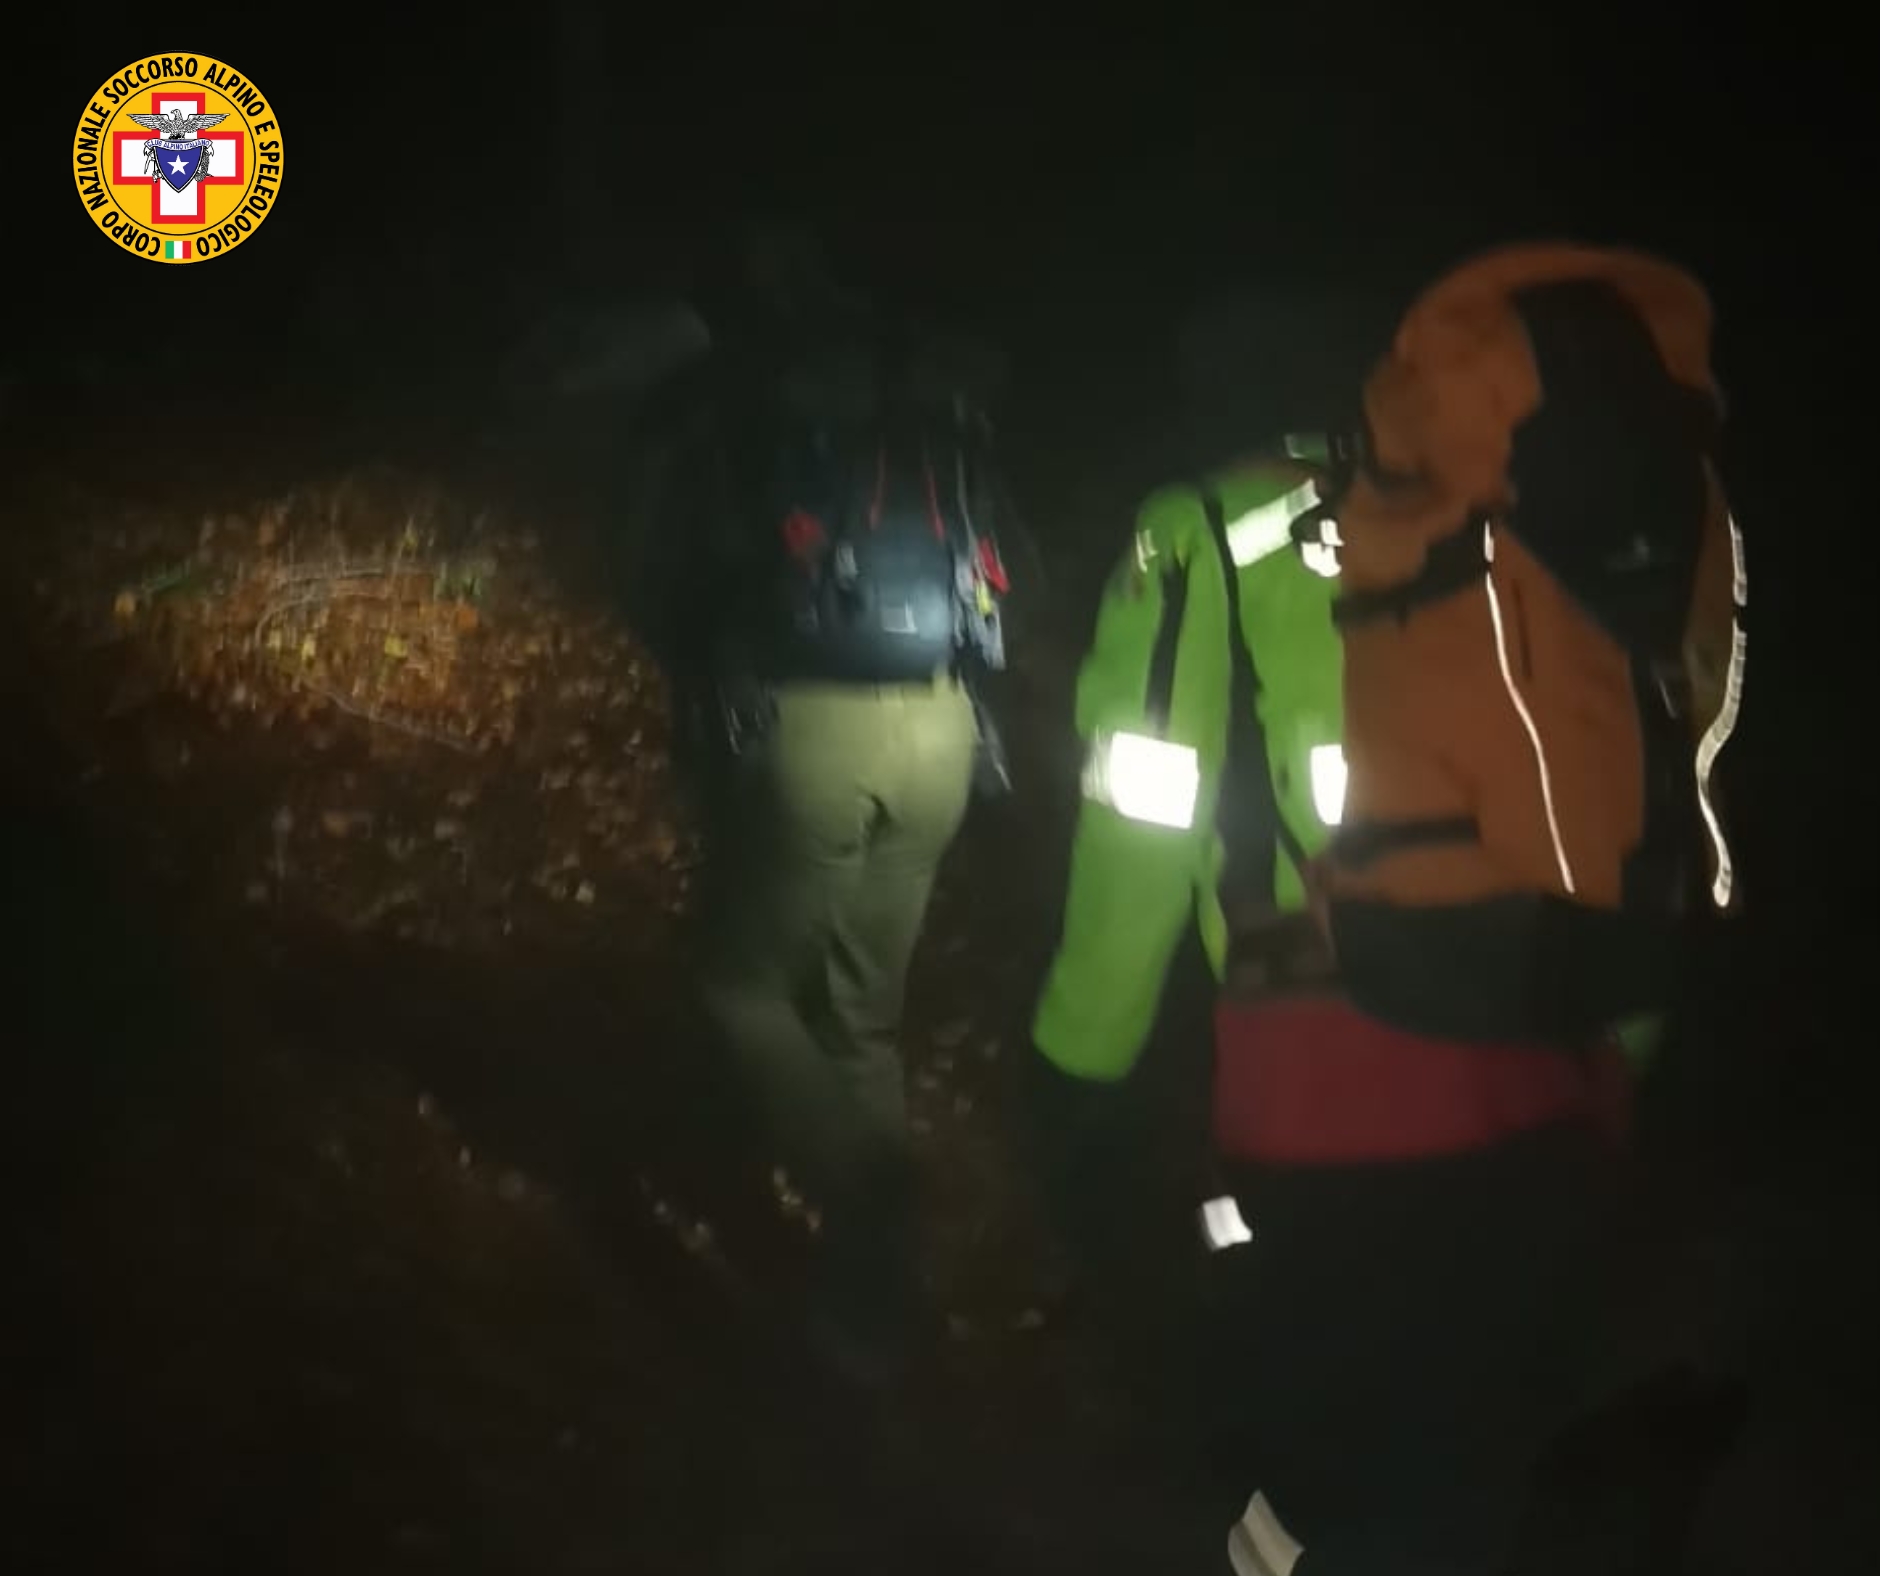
[1024,440,1650,1575]
[1019,448,1346,1514]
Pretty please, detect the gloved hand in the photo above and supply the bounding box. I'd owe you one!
[1018,1049,1138,1290]
[1020,1049,1214,1442]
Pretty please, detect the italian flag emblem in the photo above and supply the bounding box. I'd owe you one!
[163,239,191,259]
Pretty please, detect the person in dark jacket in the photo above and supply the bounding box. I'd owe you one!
[624,230,1012,1379]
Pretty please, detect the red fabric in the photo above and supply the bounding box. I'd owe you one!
[977,537,1010,592]
[781,509,826,559]
[1212,995,1632,1165]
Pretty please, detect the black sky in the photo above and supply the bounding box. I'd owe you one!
[32,10,1869,586]
[41,13,1862,333]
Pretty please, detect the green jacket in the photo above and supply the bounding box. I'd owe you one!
[1032,459,1344,1082]
[1030,455,1669,1083]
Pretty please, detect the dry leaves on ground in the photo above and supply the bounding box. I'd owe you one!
[34,467,700,949]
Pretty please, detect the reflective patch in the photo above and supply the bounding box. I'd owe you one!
[1082,731,1199,830]
[1199,1195,1253,1251]
[1226,483,1320,568]
[1308,743,1347,827]
[1228,1491,1304,1576]
[1696,513,1747,909]
[1300,533,1340,578]
[1483,522,1575,895]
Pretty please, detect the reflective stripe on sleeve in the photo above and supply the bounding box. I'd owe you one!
[1308,742,1347,827]
[1081,730,1200,830]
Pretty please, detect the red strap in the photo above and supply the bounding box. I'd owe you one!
[1212,996,1632,1165]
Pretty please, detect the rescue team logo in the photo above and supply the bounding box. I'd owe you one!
[72,55,283,264]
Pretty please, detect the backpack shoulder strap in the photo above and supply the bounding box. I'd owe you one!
[1198,486,1307,893]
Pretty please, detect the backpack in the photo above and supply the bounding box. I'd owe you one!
[1291,243,1747,1045]
[753,396,1011,684]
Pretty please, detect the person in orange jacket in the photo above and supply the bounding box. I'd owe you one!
[1027,244,1746,1572]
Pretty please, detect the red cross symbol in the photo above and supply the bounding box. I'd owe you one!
[108,90,244,227]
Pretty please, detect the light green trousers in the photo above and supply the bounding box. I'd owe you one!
[699,674,977,1201]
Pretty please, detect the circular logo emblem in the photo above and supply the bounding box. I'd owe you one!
[72,54,283,264]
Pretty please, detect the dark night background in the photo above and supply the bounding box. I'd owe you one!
[7,9,1877,1573]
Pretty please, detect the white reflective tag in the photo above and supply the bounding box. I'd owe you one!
[1299,535,1340,578]
[1083,731,1199,830]
[1308,743,1347,827]
[1229,1491,1305,1576]
[1200,1195,1253,1251]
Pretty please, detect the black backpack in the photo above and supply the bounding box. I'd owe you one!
[752,399,1010,684]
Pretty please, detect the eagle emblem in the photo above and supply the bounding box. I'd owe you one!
[126,108,229,193]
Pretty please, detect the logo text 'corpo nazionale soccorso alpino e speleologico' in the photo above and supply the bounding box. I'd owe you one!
[72,54,284,264]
